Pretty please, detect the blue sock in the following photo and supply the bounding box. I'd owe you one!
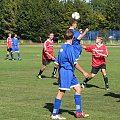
[18,53,20,59]
[52,98,62,116]
[11,53,14,59]
[74,94,82,112]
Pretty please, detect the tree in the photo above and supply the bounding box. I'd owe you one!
[0,0,19,38]
[91,0,120,30]
[16,0,33,39]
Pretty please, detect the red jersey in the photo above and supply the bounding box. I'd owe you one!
[7,37,12,48]
[85,44,108,67]
[42,39,54,60]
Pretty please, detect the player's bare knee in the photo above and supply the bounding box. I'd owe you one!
[74,85,81,94]
[56,90,66,99]
[91,74,95,78]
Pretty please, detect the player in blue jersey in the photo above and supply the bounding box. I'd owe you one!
[51,29,90,120]
[12,34,21,60]
[69,20,89,60]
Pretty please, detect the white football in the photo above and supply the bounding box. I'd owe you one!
[72,12,80,20]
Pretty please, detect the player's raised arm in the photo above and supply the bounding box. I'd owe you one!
[77,28,89,40]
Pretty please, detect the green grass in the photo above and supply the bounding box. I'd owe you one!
[0,45,120,120]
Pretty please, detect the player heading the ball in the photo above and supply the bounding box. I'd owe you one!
[69,19,89,60]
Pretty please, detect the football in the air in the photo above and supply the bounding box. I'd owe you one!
[72,12,80,20]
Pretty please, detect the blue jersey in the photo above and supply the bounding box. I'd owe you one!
[12,37,19,47]
[55,43,77,71]
[12,37,19,52]
[69,28,82,59]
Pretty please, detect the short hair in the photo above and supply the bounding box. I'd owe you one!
[49,32,54,36]
[14,33,17,36]
[69,19,77,26]
[97,36,104,41]
[8,33,11,37]
[64,29,74,40]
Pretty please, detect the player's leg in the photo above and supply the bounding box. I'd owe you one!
[16,47,21,60]
[5,48,10,60]
[51,64,58,78]
[72,77,89,118]
[10,48,14,60]
[82,73,96,88]
[73,85,82,113]
[17,51,21,60]
[37,59,49,78]
[11,46,15,60]
[101,67,110,90]
[5,52,10,60]
[81,66,99,88]
[51,90,66,119]
[37,64,46,78]
[51,68,68,119]
[11,52,15,60]
[17,52,21,60]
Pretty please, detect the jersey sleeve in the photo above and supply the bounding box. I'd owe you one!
[74,30,81,40]
[67,46,77,66]
[43,41,49,52]
[7,38,9,46]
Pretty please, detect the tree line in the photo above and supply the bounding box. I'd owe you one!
[0,0,120,42]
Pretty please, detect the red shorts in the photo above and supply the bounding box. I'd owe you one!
[42,59,55,66]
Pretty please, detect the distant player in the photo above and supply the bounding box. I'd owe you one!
[5,33,14,60]
[37,33,57,79]
[51,29,90,120]
[81,36,110,90]
[69,19,89,60]
[12,34,21,60]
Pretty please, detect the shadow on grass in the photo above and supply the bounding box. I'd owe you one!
[36,75,59,79]
[42,75,58,79]
[86,84,100,88]
[41,75,52,78]
[43,103,75,116]
[53,82,59,85]
[84,84,105,90]
[104,92,120,102]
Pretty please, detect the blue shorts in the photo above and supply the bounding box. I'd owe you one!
[12,46,19,52]
[59,67,79,91]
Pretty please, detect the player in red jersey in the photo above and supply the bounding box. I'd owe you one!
[5,33,14,60]
[37,33,57,78]
[81,36,110,90]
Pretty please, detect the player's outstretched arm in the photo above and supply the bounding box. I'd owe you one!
[82,45,87,49]
[75,63,90,78]
[78,28,89,40]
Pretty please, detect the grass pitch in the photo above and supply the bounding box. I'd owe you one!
[0,45,119,120]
